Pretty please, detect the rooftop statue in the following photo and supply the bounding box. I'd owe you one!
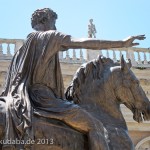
[88,19,97,38]
[0,8,149,150]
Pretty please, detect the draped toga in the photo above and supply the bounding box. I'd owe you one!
[1,30,78,146]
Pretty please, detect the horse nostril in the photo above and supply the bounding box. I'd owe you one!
[142,111,147,121]
[144,110,150,121]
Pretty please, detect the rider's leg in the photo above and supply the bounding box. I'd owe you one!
[61,107,109,150]
[36,106,109,150]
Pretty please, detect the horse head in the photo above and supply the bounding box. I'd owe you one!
[111,55,150,123]
[66,55,150,123]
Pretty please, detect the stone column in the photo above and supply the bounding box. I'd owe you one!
[127,48,137,66]
[86,49,100,61]
[59,51,63,60]
[0,44,3,55]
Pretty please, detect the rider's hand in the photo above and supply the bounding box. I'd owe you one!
[123,35,146,47]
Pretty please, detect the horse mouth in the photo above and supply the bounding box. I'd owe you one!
[133,108,150,123]
[124,101,150,123]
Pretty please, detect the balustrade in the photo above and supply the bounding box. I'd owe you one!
[100,47,150,67]
[60,49,86,63]
[0,38,150,67]
[0,38,24,59]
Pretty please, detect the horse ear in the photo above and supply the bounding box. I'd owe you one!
[121,55,129,72]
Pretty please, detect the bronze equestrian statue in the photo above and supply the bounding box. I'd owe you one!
[0,8,148,150]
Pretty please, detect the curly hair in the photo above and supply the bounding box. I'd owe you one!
[31,8,58,29]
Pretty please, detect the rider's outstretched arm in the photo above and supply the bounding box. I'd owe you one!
[67,38,124,50]
[62,35,145,50]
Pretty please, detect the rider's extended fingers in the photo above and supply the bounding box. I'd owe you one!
[132,42,139,46]
[134,35,146,40]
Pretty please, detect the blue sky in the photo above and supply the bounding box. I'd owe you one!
[0,0,150,48]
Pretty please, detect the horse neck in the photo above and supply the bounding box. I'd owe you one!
[78,79,127,128]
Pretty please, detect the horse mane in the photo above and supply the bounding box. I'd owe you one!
[65,55,117,102]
